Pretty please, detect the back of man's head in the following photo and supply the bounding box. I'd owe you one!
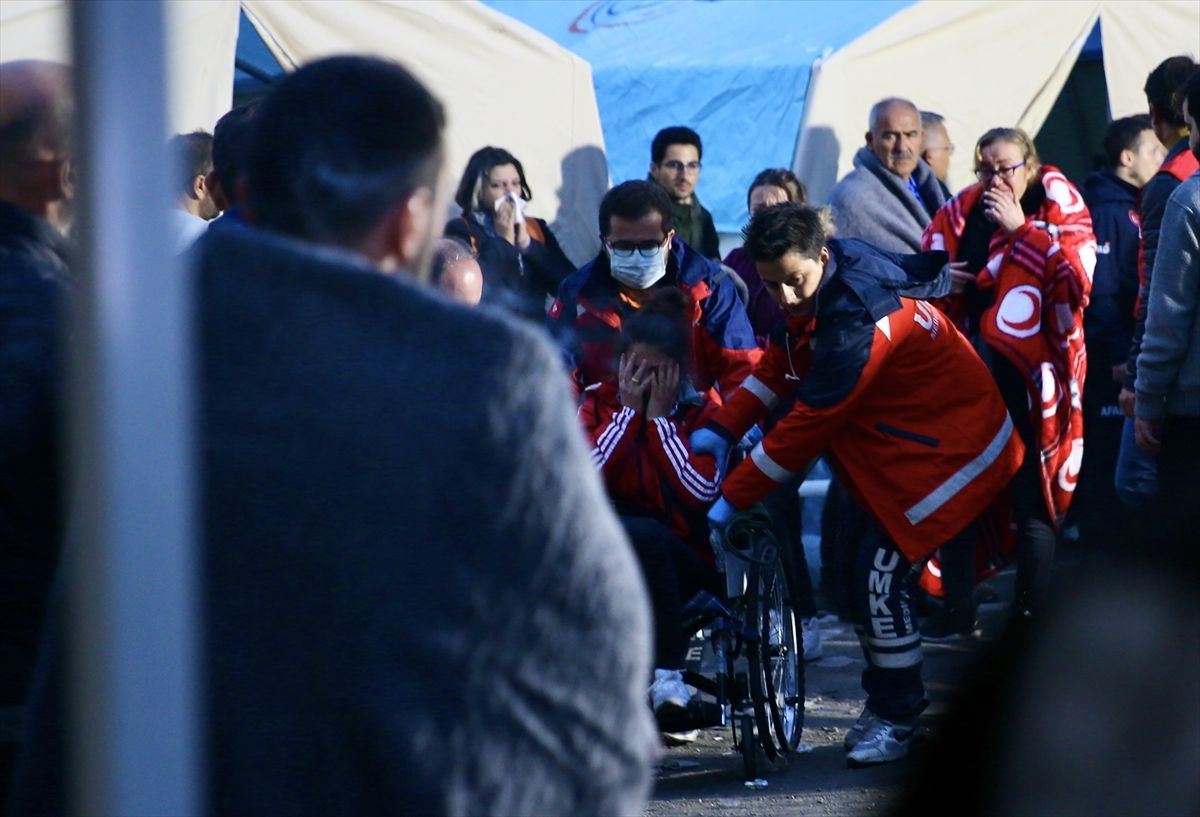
[1102,115,1153,170]
[742,202,826,262]
[1145,56,1196,130]
[209,102,257,211]
[0,60,74,227]
[650,126,702,165]
[245,56,444,253]
[169,130,213,195]
[598,180,675,238]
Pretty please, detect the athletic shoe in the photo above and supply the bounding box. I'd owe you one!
[846,717,916,765]
[921,610,981,643]
[842,707,877,750]
[648,668,691,717]
[801,617,823,661]
[661,729,701,746]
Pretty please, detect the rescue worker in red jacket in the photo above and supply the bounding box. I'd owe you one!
[692,204,1024,765]
[579,287,722,732]
[549,180,761,398]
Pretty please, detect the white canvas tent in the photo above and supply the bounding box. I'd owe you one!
[793,0,1200,202]
[0,0,609,263]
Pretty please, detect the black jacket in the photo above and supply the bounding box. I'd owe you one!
[0,202,70,710]
[1082,170,1141,364]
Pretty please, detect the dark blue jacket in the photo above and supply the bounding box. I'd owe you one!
[0,202,70,710]
[1082,170,1141,363]
[549,237,760,395]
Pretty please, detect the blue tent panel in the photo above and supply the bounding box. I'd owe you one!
[484,0,909,234]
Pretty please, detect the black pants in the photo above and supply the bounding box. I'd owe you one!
[1142,414,1200,559]
[759,474,818,619]
[1074,351,1133,558]
[619,516,720,670]
[993,355,1058,615]
[853,518,925,723]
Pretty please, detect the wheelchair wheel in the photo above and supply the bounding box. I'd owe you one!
[746,546,804,759]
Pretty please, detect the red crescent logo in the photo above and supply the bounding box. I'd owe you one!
[996,285,1042,338]
[1057,439,1083,491]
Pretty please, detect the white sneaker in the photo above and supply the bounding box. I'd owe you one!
[801,617,823,661]
[846,717,916,765]
[648,668,691,716]
[843,706,877,750]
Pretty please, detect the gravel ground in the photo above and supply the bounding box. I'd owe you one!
[644,591,1012,816]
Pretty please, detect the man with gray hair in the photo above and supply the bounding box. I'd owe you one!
[0,59,73,799]
[920,110,954,198]
[827,97,947,253]
[430,236,483,306]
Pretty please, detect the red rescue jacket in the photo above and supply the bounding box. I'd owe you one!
[708,240,1024,564]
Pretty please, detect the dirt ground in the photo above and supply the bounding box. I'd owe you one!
[644,588,1011,816]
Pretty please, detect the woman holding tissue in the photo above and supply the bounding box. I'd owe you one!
[447,146,575,320]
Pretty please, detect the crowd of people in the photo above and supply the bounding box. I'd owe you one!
[2,45,1199,812]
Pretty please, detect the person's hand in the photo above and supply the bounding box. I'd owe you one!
[645,359,679,419]
[1118,387,1136,419]
[514,217,531,252]
[494,196,517,245]
[1134,417,1161,454]
[617,352,651,412]
[981,187,1025,234]
[948,261,976,295]
[689,427,730,468]
[707,496,735,533]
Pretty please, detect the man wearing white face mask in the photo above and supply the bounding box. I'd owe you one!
[549,180,760,396]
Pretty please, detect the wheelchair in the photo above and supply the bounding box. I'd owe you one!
[658,505,805,781]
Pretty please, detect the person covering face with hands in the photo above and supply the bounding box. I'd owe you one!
[549,180,760,398]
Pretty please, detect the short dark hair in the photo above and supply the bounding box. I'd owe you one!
[1102,115,1154,169]
[1185,66,1200,126]
[246,56,444,248]
[210,102,258,206]
[1145,56,1196,128]
[651,126,702,165]
[429,237,476,286]
[742,202,826,262]
[452,146,532,212]
[747,168,807,210]
[615,287,691,369]
[598,180,675,238]
[168,130,213,197]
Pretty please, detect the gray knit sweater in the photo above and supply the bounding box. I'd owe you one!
[1136,171,1200,421]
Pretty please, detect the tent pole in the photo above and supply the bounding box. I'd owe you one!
[68,1,202,814]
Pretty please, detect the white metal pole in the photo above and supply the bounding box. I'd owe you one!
[68,1,202,814]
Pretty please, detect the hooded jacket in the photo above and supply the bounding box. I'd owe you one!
[706,239,1023,562]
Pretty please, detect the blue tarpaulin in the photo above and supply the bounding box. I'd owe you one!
[483,0,909,234]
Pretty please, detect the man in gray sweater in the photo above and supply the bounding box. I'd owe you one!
[827,97,947,253]
[1134,70,1200,536]
[9,56,656,817]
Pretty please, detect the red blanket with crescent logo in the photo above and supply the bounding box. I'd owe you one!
[922,167,1096,522]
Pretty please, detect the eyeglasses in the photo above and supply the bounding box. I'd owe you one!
[606,238,667,258]
[975,161,1026,181]
[660,160,701,174]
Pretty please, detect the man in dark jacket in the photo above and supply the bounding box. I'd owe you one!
[9,57,655,816]
[1076,115,1164,551]
[648,126,721,260]
[549,180,760,397]
[1116,56,1198,505]
[0,60,73,801]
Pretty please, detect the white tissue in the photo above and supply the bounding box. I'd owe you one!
[494,191,526,224]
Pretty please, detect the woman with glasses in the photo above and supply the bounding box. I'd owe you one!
[922,127,1096,623]
[446,146,575,320]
